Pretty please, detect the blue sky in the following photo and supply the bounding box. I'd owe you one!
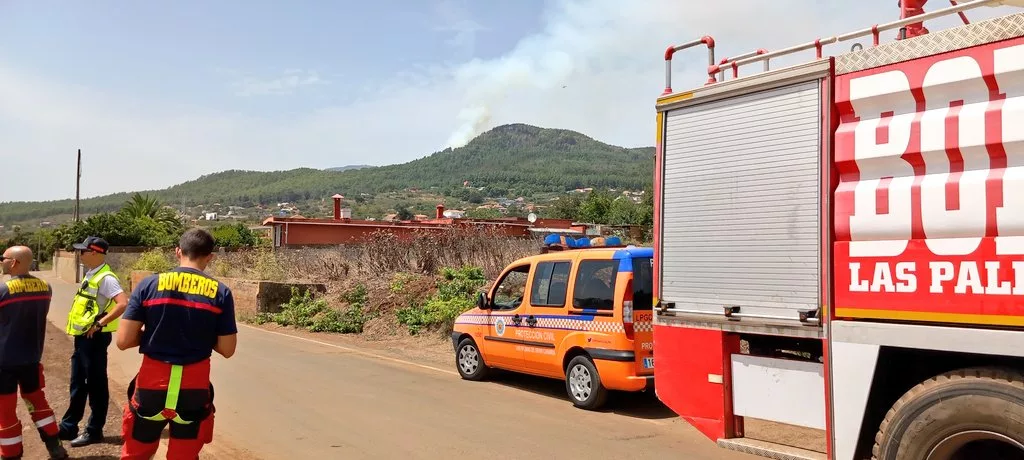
[1,0,1019,202]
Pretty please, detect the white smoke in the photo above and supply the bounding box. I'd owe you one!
[446,106,491,149]
[445,47,575,148]
[443,0,622,149]
[440,0,946,150]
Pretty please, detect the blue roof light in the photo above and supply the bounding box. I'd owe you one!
[540,232,635,252]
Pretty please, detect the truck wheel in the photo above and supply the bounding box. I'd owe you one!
[872,367,1024,460]
[565,355,608,410]
[455,337,489,381]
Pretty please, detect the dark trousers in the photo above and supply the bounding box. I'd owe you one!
[59,331,111,437]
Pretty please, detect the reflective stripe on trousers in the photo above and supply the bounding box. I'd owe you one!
[121,356,215,460]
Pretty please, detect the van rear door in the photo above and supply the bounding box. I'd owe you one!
[627,254,655,376]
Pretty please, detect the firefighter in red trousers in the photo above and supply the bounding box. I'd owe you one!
[115,228,237,459]
[0,246,68,460]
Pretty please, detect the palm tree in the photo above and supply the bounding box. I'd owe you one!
[119,193,181,226]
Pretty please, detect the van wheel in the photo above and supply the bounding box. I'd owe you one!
[455,338,489,381]
[872,367,1024,460]
[565,355,608,410]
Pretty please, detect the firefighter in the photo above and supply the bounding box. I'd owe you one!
[116,228,237,459]
[58,236,128,447]
[0,245,68,459]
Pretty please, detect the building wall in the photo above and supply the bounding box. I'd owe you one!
[273,222,532,247]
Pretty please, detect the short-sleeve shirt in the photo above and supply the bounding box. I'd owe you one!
[123,267,237,365]
[85,265,124,308]
[0,275,51,367]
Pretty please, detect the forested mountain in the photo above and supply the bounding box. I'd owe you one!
[325,165,374,172]
[0,124,654,224]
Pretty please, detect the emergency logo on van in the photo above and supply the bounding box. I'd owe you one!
[833,38,1024,325]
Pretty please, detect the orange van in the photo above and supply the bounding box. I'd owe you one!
[451,240,654,410]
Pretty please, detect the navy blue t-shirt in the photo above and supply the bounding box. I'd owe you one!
[0,275,51,367]
[123,267,237,365]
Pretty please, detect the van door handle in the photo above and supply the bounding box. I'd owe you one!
[526,315,537,327]
[512,314,522,325]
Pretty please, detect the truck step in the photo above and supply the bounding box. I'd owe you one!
[717,437,827,460]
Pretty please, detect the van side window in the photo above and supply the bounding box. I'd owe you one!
[493,265,530,310]
[530,261,571,307]
[572,260,619,310]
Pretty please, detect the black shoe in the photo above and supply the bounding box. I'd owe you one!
[69,432,101,447]
[43,436,69,459]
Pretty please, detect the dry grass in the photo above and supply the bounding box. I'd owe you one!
[210,226,540,284]
[107,227,541,285]
[107,228,546,338]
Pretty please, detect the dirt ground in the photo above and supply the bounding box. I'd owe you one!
[251,322,829,455]
[16,323,256,460]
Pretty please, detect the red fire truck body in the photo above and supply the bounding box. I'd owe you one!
[652,2,1024,459]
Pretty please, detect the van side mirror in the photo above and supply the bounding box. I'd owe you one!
[476,292,490,310]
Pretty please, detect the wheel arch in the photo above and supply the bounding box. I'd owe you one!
[562,346,592,375]
[855,346,1024,459]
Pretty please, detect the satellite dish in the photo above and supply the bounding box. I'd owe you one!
[528,213,537,223]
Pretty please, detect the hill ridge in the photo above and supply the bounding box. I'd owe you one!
[0,123,654,224]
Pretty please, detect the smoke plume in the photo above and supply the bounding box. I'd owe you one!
[440,0,907,150]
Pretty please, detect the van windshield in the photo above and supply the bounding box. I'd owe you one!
[632,257,654,311]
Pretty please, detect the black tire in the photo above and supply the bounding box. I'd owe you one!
[564,355,608,410]
[872,367,1024,460]
[455,337,489,381]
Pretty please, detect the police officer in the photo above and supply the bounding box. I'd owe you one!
[116,228,237,459]
[0,245,68,459]
[58,236,128,447]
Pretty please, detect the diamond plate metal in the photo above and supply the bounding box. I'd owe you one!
[717,438,827,460]
[836,12,1024,74]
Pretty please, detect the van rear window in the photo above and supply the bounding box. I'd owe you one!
[572,260,619,310]
[631,257,654,311]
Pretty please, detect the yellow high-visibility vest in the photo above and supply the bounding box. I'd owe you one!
[66,264,120,335]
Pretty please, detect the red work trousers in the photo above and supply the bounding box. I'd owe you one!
[0,363,60,459]
[120,356,215,460]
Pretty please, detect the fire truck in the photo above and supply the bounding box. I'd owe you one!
[651,1,1024,459]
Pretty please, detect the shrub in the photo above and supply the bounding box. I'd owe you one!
[396,266,486,335]
[258,286,368,334]
[247,247,287,281]
[130,249,175,273]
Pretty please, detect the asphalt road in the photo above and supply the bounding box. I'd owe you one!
[39,270,755,460]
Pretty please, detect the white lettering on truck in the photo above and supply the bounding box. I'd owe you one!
[842,43,1024,296]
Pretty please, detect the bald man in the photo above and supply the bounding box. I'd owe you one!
[0,246,68,459]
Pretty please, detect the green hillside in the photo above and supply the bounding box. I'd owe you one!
[0,123,654,225]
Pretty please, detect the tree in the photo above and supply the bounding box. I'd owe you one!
[607,197,639,226]
[119,193,182,228]
[466,208,502,219]
[210,223,261,248]
[548,194,582,220]
[396,207,414,221]
[53,212,184,249]
[578,190,614,224]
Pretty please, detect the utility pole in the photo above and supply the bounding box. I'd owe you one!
[74,149,81,222]
[73,148,82,282]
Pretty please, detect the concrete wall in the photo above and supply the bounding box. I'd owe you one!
[129,270,325,317]
[52,250,79,283]
[51,247,156,284]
